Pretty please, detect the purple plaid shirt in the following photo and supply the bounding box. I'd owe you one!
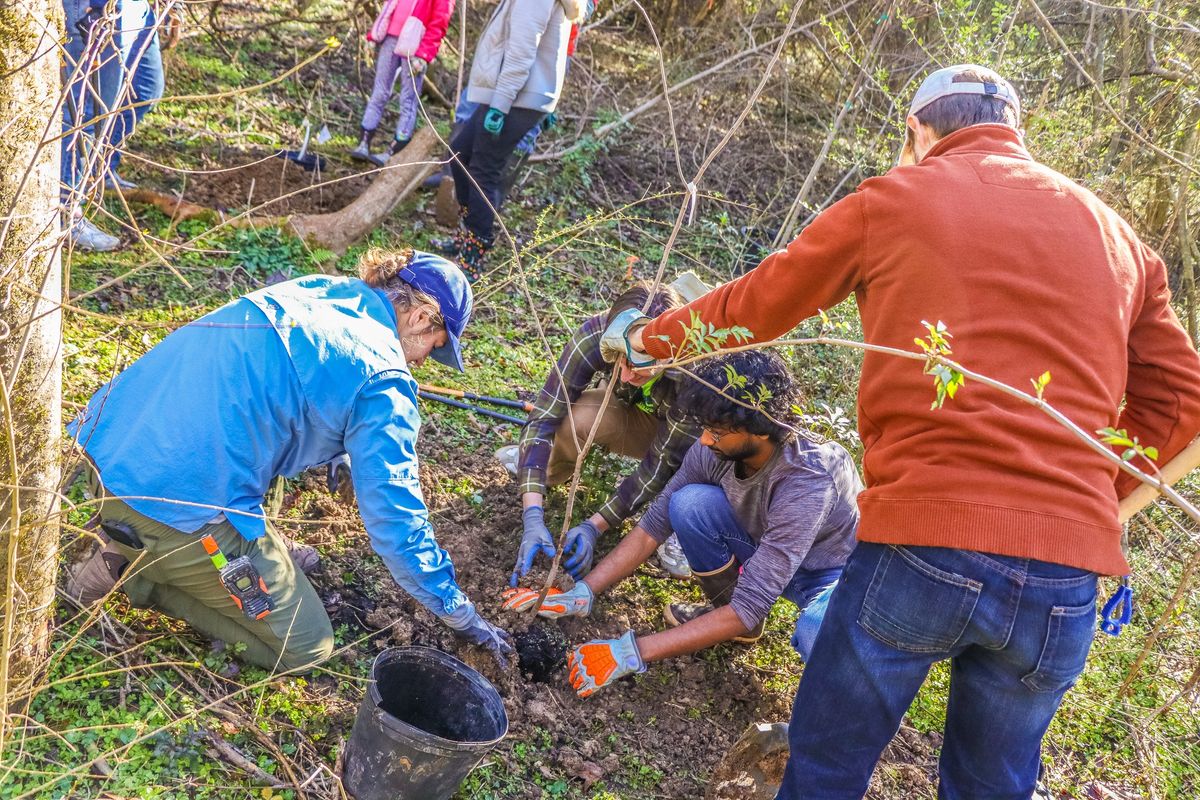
[517,314,700,528]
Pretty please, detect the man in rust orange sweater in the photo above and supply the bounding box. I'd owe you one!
[608,64,1200,798]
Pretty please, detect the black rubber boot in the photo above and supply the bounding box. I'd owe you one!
[664,556,764,643]
[349,128,375,162]
[429,229,460,257]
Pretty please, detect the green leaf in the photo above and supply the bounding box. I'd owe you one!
[1097,427,1135,448]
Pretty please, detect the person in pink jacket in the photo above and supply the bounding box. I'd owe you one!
[351,0,453,166]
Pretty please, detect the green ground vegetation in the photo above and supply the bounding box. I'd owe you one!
[7,0,1200,797]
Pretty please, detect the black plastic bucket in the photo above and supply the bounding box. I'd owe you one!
[342,647,508,800]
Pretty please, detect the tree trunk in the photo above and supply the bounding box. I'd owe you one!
[0,0,64,726]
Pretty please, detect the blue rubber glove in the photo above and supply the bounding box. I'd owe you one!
[327,454,353,502]
[563,520,599,578]
[483,107,506,135]
[568,630,646,698]
[444,604,515,668]
[599,307,654,367]
[510,506,556,587]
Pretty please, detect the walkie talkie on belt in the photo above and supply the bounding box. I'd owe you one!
[200,534,275,621]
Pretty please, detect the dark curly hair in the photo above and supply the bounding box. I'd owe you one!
[672,349,805,443]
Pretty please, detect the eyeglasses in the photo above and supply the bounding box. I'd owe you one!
[703,427,734,443]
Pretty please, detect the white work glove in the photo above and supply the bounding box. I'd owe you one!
[599,308,654,367]
[409,56,427,74]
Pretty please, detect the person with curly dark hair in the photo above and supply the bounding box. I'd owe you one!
[502,349,863,697]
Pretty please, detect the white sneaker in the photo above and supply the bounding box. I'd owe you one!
[657,534,692,580]
[71,218,121,252]
[495,444,519,478]
[104,172,139,191]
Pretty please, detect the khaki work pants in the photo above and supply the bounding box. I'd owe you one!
[86,467,334,673]
[545,389,659,485]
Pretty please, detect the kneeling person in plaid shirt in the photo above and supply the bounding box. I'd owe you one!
[504,349,863,696]
[510,280,701,588]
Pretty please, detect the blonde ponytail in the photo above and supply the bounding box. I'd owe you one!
[357,247,444,321]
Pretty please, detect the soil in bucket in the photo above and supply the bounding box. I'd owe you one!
[514,623,568,683]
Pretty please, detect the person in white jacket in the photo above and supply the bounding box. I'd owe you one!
[440,0,585,279]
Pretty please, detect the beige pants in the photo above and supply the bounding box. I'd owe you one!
[545,388,659,485]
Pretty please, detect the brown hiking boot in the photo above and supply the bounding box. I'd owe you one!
[664,601,764,643]
[435,174,461,227]
[662,556,764,643]
[64,537,129,607]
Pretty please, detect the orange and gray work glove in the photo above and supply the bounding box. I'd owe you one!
[568,630,645,697]
[599,308,654,367]
[501,582,593,619]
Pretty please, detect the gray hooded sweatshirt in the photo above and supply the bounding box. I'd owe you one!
[465,0,583,114]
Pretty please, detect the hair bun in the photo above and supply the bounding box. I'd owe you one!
[358,247,415,287]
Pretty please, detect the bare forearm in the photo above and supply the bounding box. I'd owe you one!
[636,605,751,662]
[582,528,659,596]
[522,491,543,509]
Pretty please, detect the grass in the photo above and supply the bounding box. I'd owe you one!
[13,0,1200,797]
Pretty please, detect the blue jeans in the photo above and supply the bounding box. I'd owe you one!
[778,542,1098,799]
[62,0,124,204]
[107,0,164,173]
[667,484,841,658]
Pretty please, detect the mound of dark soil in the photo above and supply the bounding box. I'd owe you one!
[514,623,568,683]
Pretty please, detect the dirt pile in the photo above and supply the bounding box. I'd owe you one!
[514,623,568,683]
[153,151,373,216]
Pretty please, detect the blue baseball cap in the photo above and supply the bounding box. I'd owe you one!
[397,251,472,371]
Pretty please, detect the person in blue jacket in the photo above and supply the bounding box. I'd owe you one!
[65,249,513,672]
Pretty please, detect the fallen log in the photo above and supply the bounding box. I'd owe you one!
[108,125,441,256]
[287,125,438,254]
[113,187,215,221]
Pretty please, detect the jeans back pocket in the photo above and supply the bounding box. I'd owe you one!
[1021,600,1097,693]
[858,546,981,653]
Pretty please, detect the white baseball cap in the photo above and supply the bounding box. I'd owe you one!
[908,64,1021,121]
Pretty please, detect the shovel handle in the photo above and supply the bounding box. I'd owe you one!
[1118,436,1200,524]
